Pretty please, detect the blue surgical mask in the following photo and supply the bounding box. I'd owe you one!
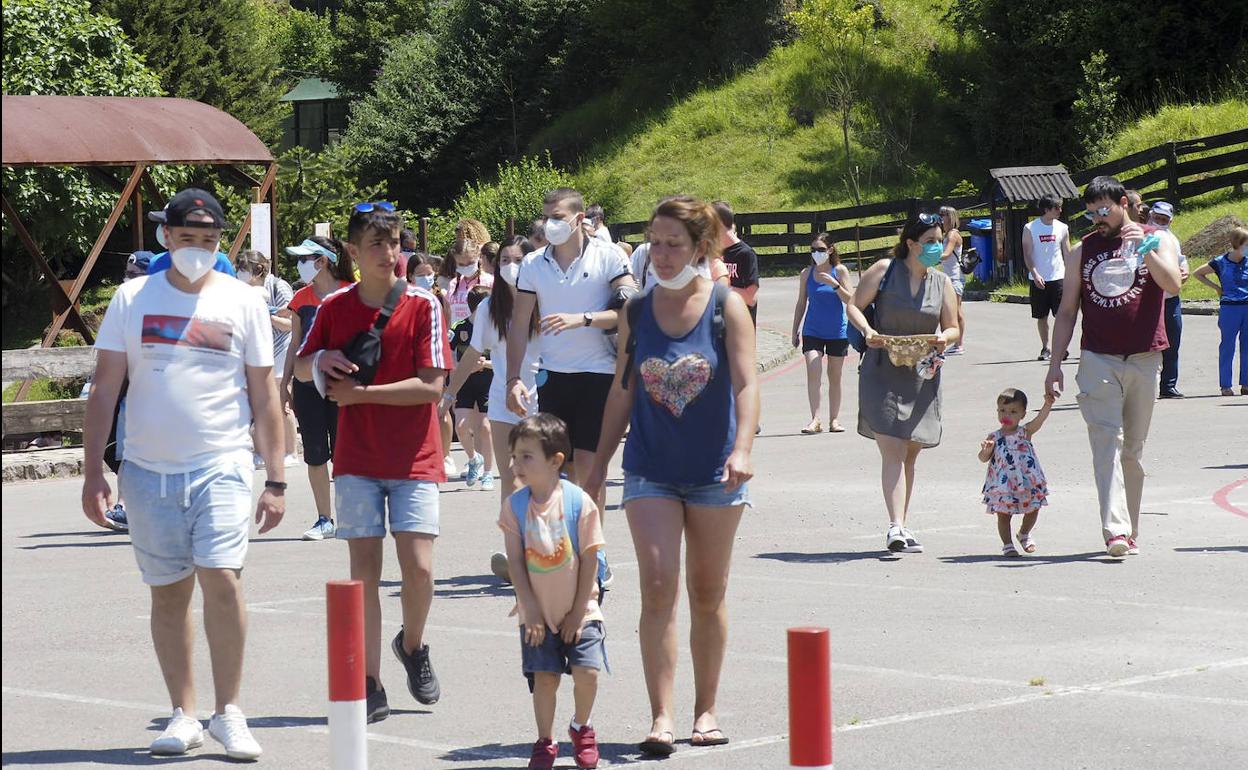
[919,242,944,267]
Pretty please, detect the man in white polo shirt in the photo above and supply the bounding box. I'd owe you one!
[505,189,634,527]
[1022,193,1071,360]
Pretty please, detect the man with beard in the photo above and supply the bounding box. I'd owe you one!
[1043,176,1182,558]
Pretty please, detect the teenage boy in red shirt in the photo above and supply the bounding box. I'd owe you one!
[295,202,452,721]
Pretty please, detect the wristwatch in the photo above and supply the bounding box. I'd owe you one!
[582,312,594,327]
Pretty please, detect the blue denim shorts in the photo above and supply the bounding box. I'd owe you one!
[118,459,253,586]
[334,475,439,539]
[521,620,608,689]
[622,473,752,508]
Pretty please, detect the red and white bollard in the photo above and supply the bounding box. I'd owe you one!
[327,580,368,770]
[788,627,833,769]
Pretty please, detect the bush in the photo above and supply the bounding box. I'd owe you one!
[427,154,574,253]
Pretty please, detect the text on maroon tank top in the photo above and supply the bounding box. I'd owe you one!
[1078,226,1168,355]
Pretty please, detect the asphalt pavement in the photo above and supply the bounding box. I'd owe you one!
[3,276,1245,769]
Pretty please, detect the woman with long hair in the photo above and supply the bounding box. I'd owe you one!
[282,235,355,540]
[939,205,966,354]
[794,232,855,433]
[587,196,759,755]
[442,235,542,579]
[848,212,959,554]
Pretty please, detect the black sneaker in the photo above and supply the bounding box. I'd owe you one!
[365,676,389,723]
[1038,348,1051,361]
[392,630,440,705]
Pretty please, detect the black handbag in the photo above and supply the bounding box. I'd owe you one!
[959,246,981,276]
[342,279,407,385]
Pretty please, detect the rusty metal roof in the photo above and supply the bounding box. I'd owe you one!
[989,165,1079,203]
[1,96,273,167]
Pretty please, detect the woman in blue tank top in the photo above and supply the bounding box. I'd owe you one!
[586,196,759,756]
[792,232,854,434]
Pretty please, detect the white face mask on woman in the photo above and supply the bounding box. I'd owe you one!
[412,274,435,290]
[171,246,216,282]
[653,264,698,291]
[499,262,521,285]
[812,250,828,263]
[296,260,319,285]
[455,263,479,277]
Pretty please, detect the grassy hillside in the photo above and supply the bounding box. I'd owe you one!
[548,0,977,223]
[1101,99,1248,161]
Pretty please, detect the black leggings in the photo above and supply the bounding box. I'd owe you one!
[291,379,338,466]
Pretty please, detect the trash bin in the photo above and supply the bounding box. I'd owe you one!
[968,218,994,283]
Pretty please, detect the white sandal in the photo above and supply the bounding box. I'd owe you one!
[1002,543,1020,557]
[1018,534,1036,554]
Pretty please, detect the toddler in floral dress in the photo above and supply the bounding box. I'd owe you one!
[977,388,1054,556]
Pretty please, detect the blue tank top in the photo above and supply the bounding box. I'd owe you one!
[801,266,848,340]
[622,289,736,486]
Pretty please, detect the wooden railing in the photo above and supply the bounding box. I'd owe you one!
[2,346,95,444]
[611,128,1247,265]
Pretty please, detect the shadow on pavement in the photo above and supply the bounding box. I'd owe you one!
[1203,463,1248,469]
[0,747,209,765]
[248,537,311,544]
[1173,545,1248,554]
[18,540,130,550]
[439,741,646,765]
[21,530,120,539]
[754,550,892,564]
[385,574,511,599]
[937,551,1113,565]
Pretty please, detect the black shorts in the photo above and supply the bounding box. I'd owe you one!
[291,378,338,466]
[802,336,850,356]
[455,370,491,411]
[1029,279,1064,319]
[537,371,613,452]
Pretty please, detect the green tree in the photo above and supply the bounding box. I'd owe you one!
[2,0,163,296]
[1072,50,1120,163]
[328,0,429,100]
[95,0,288,143]
[255,0,336,82]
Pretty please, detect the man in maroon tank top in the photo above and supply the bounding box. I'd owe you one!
[1043,176,1183,558]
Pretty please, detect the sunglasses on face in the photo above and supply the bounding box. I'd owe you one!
[353,201,396,213]
[1085,205,1113,219]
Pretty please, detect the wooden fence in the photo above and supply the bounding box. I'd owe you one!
[611,127,1247,268]
[1,346,94,446]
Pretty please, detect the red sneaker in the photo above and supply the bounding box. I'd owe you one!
[568,724,599,769]
[528,738,558,770]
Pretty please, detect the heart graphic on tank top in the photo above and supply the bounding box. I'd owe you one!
[640,354,713,418]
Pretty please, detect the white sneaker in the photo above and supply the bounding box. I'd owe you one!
[208,705,262,760]
[150,708,203,755]
[479,470,495,492]
[443,455,458,478]
[282,453,302,468]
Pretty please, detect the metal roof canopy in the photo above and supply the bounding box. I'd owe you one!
[2,96,278,398]
[988,165,1079,204]
[279,78,340,103]
[1,96,273,166]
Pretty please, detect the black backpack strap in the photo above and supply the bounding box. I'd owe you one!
[620,294,646,390]
[373,279,408,331]
[711,282,729,344]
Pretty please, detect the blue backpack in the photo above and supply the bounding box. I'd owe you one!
[509,479,609,595]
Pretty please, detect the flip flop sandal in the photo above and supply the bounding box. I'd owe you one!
[691,728,730,747]
[1018,534,1036,554]
[801,421,823,434]
[1002,543,1020,557]
[829,422,846,433]
[639,731,676,756]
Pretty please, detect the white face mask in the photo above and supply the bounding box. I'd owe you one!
[499,262,521,286]
[412,274,435,290]
[654,264,698,291]
[237,270,254,284]
[455,263,479,277]
[297,260,320,285]
[812,250,828,263]
[544,216,576,246]
[171,246,216,282]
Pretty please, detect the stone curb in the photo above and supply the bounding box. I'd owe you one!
[973,291,1220,316]
[1,332,800,484]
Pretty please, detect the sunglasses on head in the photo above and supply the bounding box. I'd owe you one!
[353,201,396,213]
[917,212,942,227]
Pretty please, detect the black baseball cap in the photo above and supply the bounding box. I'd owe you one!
[148,188,230,229]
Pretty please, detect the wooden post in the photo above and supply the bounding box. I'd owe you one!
[855,224,862,277]
[131,185,144,254]
[418,218,429,253]
[268,165,279,262]
[787,222,796,256]
[1166,141,1180,203]
[506,217,515,239]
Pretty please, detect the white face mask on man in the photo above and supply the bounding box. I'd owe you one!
[544,216,578,246]
[171,246,217,282]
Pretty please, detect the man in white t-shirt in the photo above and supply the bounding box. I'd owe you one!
[81,188,285,761]
[1022,193,1072,360]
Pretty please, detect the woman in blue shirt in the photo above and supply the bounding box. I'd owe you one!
[587,196,759,756]
[793,232,855,433]
[1192,227,1248,396]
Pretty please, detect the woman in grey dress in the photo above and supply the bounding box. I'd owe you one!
[847,213,960,554]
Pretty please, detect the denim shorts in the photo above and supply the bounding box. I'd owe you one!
[334,475,439,539]
[521,620,608,688]
[622,473,752,508]
[118,459,253,586]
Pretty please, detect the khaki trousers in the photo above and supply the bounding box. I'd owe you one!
[1074,351,1162,541]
